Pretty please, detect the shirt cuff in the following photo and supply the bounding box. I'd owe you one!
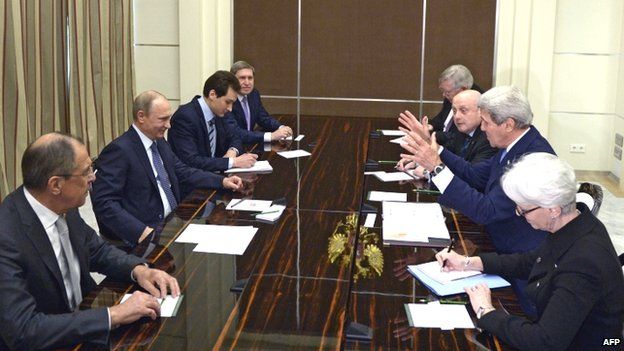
[228,158,234,169]
[107,307,112,330]
[437,145,445,155]
[264,132,272,143]
[431,166,454,193]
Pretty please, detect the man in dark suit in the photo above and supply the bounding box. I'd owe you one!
[168,71,258,172]
[400,86,555,316]
[228,61,293,144]
[0,133,180,351]
[91,91,243,247]
[428,64,483,134]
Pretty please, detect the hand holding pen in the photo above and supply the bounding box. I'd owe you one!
[440,238,455,271]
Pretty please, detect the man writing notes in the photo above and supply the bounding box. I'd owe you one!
[228,61,293,144]
[168,70,258,171]
[0,133,179,351]
[399,86,555,316]
[92,91,242,247]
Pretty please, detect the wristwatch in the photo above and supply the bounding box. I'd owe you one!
[476,306,495,319]
[430,163,446,177]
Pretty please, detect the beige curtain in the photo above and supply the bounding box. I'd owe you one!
[67,0,134,157]
[0,0,68,200]
[0,0,134,200]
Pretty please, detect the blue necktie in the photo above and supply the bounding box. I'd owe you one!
[150,142,177,211]
[207,119,216,157]
[459,136,472,158]
[499,149,508,163]
[242,96,251,130]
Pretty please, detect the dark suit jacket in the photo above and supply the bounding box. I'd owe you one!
[227,89,282,144]
[91,127,224,246]
[168,96,243,171]
[430,83,483,133]
[443,127,498,164]
[478,206,624,350]
[0,186,144,351]
[438,126,555,254]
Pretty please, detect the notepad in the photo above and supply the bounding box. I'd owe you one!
[175,224,256,244]
[408,264,510,296]
[373,171,415,182]
[277,149,311,159]
[226,199,273,212]
[120,294,184,318]
[193,227,257,255]
[363,213,377,228]
[405,301,475,330]
[368,191,407,202]
[382,202,450,246]
[414,261,482,284]
[254,205,286,222]
[380,129,406,136]
[224,160,273,174]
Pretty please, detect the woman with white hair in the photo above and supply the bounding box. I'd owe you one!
[436,152,624,350]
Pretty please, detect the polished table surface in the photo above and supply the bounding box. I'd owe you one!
[65,116,520,350]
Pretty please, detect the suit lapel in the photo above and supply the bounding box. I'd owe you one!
[192,96,211,154]
[14,188,71,308]
[128,127,158,189]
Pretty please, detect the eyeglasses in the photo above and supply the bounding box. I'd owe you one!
[515,206,540,217]
[54,165,95,179]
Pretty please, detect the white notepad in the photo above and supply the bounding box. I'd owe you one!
[405,301,475,330]
[224,160,273,173]
[368,191,407,202]
[254,205,286,222]
[120,294,184,318]
[277,149,311,159]
[226,199,273,212]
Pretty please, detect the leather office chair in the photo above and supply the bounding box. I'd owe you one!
[576,182,603,216]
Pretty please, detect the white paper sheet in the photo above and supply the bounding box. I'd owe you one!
[363,213,377,228]
[382,202,449,240]
[226,199,273,212]
[175,224,255,244]
[414,261,481,284]
[374,171,415,182]
[277,149,311,159]
[192,227,258,255]
[120,294,183,318]
[254,205,286,222]
[405,301,475,330]
[380,130,406,136]
[364,171,386,176]
[389,137,407,145]
[368,191,407,202]
[294,134,305,141]
[224,160,273,174]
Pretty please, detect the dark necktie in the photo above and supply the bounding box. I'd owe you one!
[242,96,251,131]
[459,136,472,158]
[499,149,508,164]
[150,142,177,211]
[207,119,216,157]
[55,215,82,310]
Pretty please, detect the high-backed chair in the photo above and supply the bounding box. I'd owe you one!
[576,182,603,216]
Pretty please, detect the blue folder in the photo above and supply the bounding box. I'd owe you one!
[407,265,511,297]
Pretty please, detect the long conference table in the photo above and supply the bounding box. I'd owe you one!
[66,115,523,350]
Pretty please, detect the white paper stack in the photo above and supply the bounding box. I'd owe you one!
[405,301,475,330]
[120,294,184,317]
[226,199,273,212]
[380,129,406,136]
[414,261,481,284]
[382,202,450,246]
[373,171,415,182]
[368,191,407,202]
[277,149,311,159]
[224,160,273,174]
[254,205,286,222]
[175,224,258,255]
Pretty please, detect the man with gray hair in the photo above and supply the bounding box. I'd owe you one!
[228,61,293,144]
[400,86,555,316]
[430,64,482,133]
[0,133,180,350]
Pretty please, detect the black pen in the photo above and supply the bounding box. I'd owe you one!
[441,238,455,270]
[230,198,245,208]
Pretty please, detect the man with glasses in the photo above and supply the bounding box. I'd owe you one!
[400,86,555,316]
[0,133,180,350]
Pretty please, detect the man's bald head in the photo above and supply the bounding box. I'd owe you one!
[452,90,482,134]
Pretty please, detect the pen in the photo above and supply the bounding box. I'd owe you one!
[230,198,245,208]
[254,210,280,216]
[441,238,455,270]
[378,160,398,164]
[412,188,440,195]
[439,299,467,305]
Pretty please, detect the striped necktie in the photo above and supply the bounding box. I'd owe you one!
[207,119,216,157]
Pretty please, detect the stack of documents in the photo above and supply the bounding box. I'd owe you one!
[366,171,416,182]
[368,191,407,202]
[120,294,184,317]
[382,202,450,247]
[405,301,475,330]
[226,199,273,212]
[254,204,286,222]
[225,160,273,174]
[175,224,258,255]
[277,149,311,159]
[408,261,510,296]
[379,129,406,136]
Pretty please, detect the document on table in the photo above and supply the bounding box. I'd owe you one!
[226,199,273,212]
[175,224,256,244]
[120,294,184,318]
[413,261,481,284]
[389,136,407,145]
[380,129,406,136]
[382,202,450,246]
[374,171,415,182]
[368,191,407,202]
[254,204,286,222]
[277,149,311,159]
[224,160,273,173]
[283,134,304,141]
[405,301,475,330]
[408,264,510,296]
[363,213,377,227]
[193,227,258,255]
